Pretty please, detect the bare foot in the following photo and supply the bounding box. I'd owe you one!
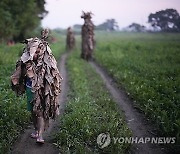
[30,132,38,139]
[36,136,45,144]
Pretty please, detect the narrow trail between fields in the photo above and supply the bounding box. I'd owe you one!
[90,61,168,154]
[11,52,69,154]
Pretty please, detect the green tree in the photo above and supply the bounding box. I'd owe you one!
[36,0,48,19]
[128,23,146,32]
[0,0,47,42]
[96,19,119,31]
[148,9,180,32]
[0,8,15,41]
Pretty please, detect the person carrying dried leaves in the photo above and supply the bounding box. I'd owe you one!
[81,11,95,61]
[11,29,62,144]
[66,27,75,51]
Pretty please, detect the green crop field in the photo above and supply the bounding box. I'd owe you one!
[94,32,180,141]
[0,44,30,153]
[55,48,131,153]
[0,34,65,153]
[1,31,180,153]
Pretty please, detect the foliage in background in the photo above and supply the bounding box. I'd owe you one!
[96,19,119,31]
[148,9,180,32]
[94,32,180,142]
[55,49,131,153]
[127,23,146,32]
[0,0,47,42]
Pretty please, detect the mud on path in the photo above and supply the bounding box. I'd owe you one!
[90,61,169,154]
[11,53,69,154]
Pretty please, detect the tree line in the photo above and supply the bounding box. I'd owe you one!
[95,8,180,32]
[0,0,47,42]
[1,4,180,43]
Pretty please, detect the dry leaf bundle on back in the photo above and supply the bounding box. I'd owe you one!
[66,27,75,51]
[81,11,95,61]
[11,29,62,127]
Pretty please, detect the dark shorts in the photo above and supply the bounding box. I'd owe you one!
[26,87,33,112]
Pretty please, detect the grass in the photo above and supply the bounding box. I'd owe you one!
[94,32,180,141]
[0,44,30,153]
[0,33,65,153]
[49,31,66,59]
[55,48,131,153]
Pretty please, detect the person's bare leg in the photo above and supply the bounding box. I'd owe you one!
[32,112,38,130]
[31,112,38,138]
[37,115,45,143]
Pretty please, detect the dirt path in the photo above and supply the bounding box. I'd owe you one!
[90,61,168,154]
[11,53,69,154]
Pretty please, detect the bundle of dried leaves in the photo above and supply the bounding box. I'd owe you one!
[81,11,95,61]
[66,27,75,51]
[11,29,62,122]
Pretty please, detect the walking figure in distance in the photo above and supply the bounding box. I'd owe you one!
[81,11,95,61]
[66,27,75,51]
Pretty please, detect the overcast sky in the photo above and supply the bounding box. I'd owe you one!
[42,0,180,29]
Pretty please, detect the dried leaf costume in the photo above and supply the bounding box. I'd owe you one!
[11,30,62,125]
[66,27,75,51]
[81,11,95,60]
